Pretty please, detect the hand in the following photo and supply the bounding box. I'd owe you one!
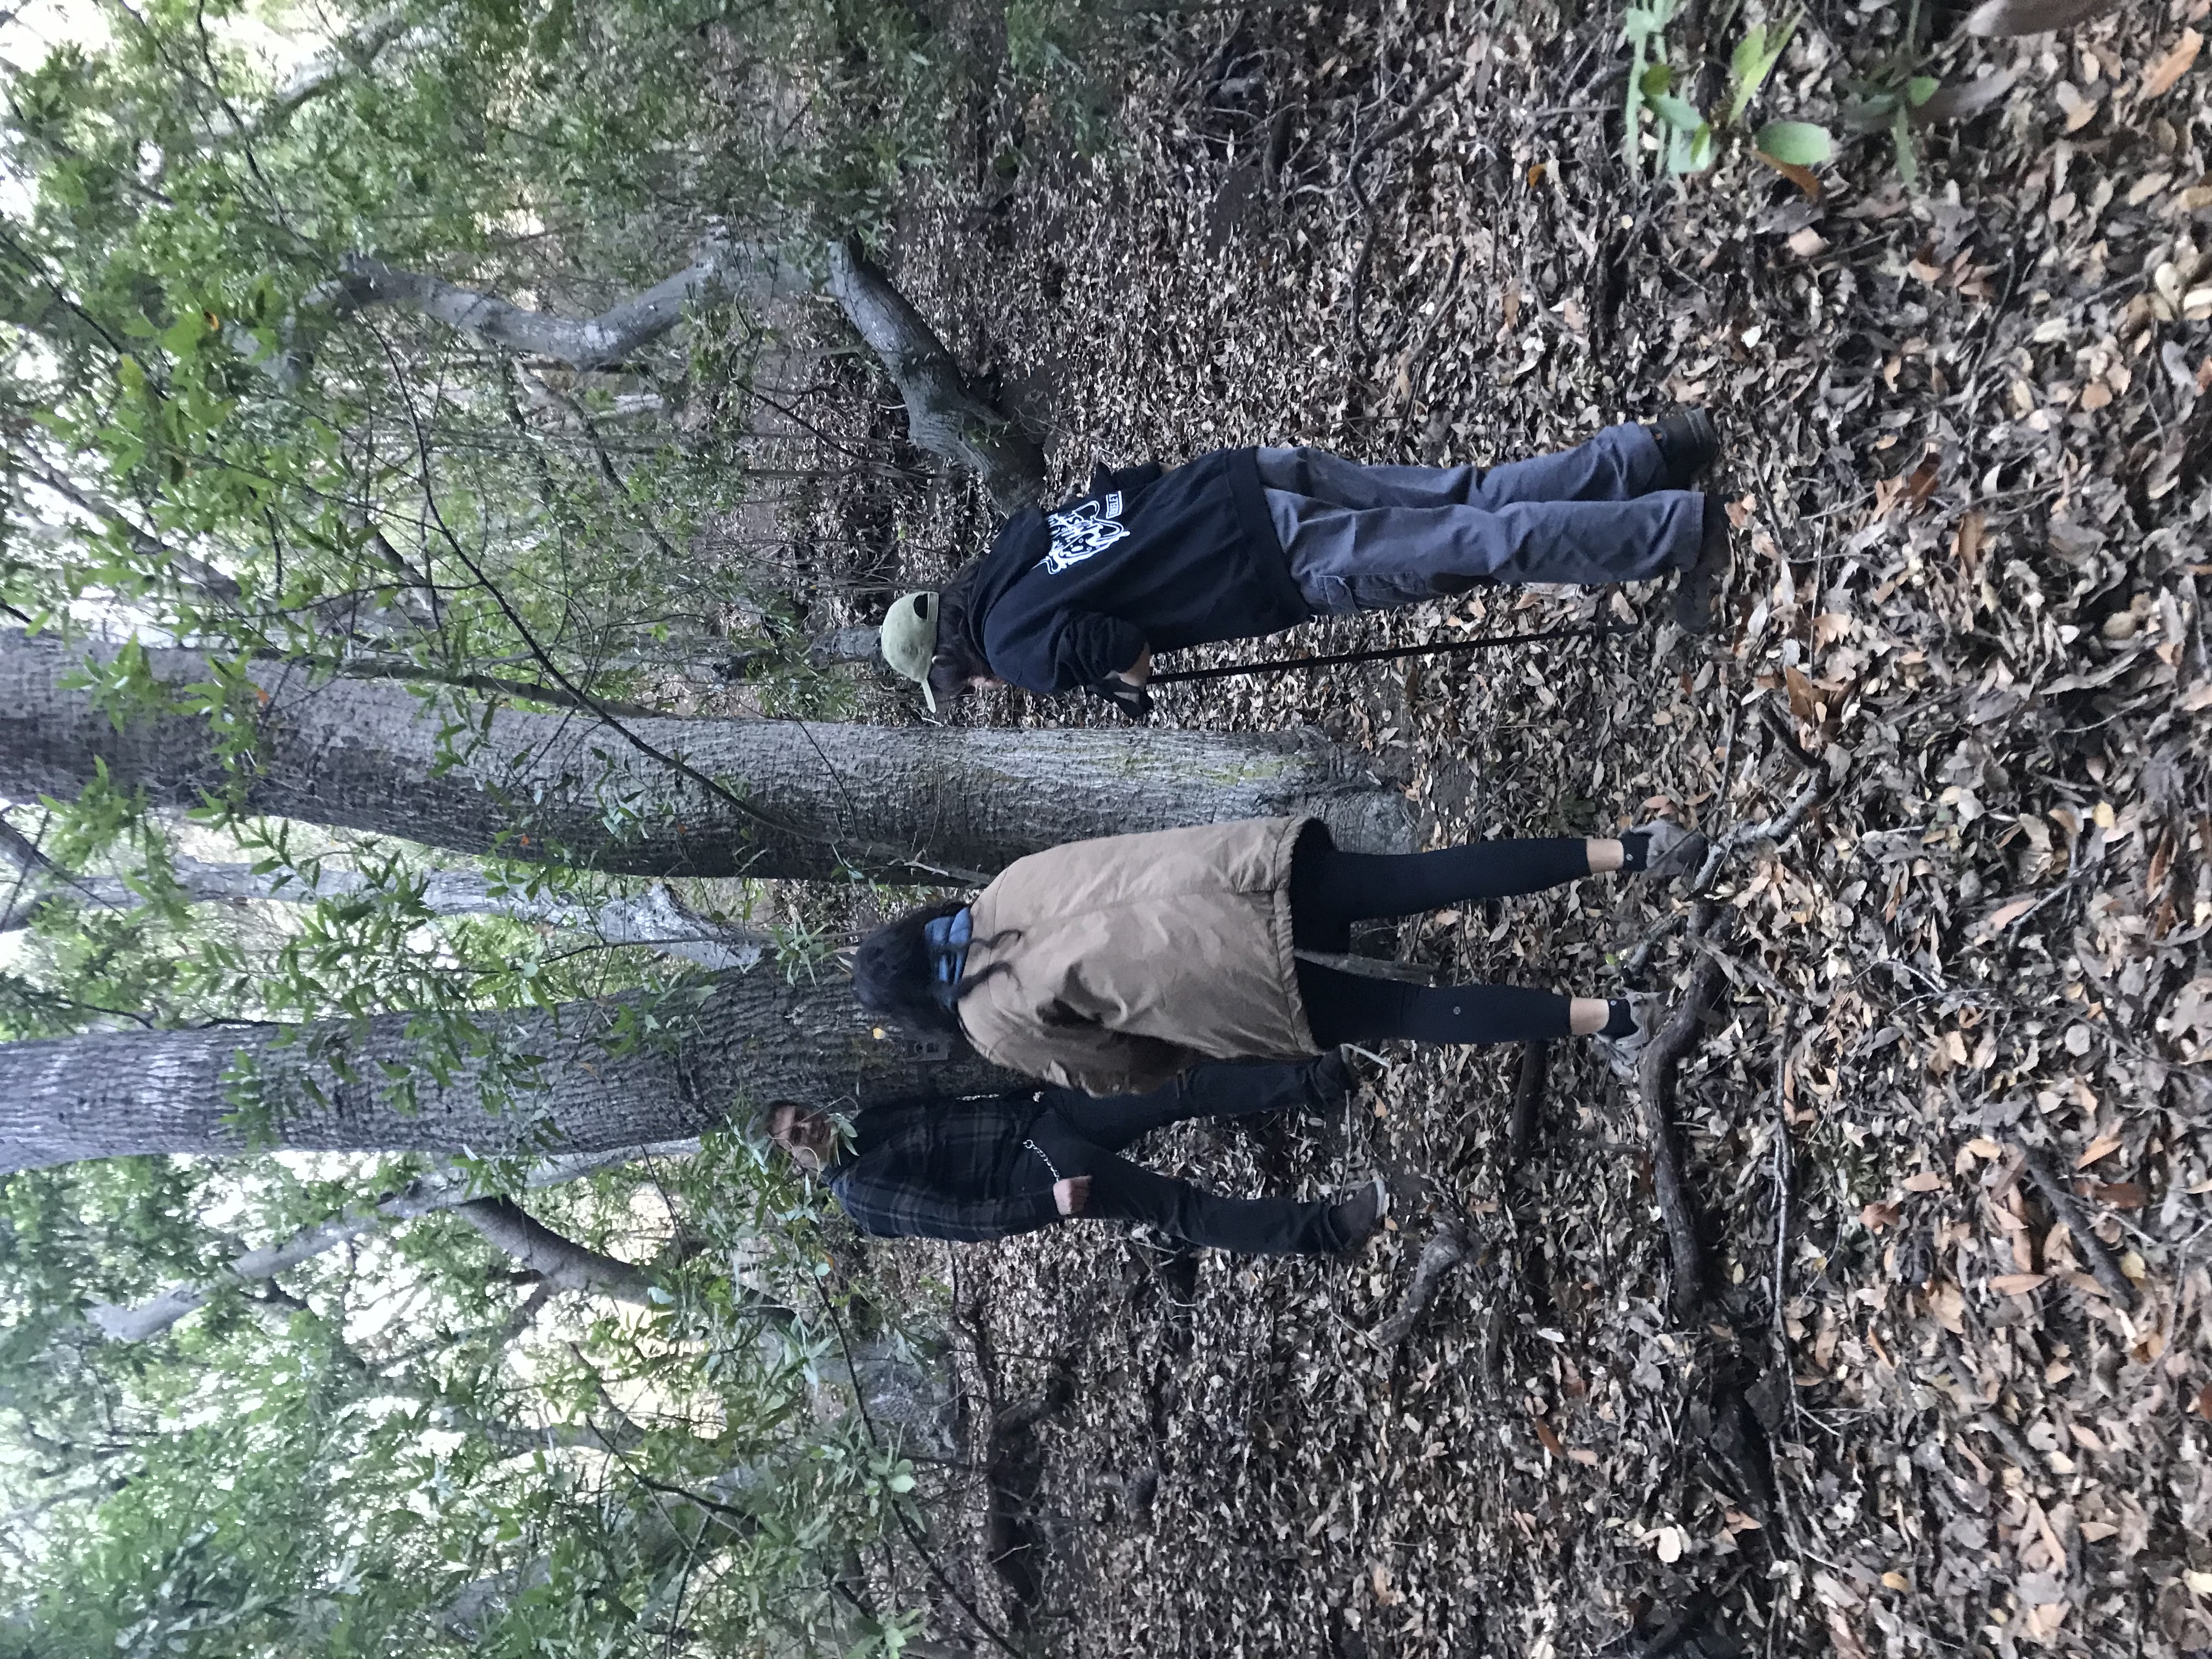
[1053,1176,1091,1216]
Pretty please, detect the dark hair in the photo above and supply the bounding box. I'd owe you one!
[750,1097,803,1146]
[924,567,991,707]
[850,899,1013,1041]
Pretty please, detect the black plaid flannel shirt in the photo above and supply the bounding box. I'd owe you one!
[826,1093,1061,1242]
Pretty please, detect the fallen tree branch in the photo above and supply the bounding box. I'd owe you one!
[332,243,808,373]
[1690,773,1832,895]
[1293,946,1439,985]
[823,237,1046,512]
[2017,1146,2136,1307]
[1370,1227,1469,1347]
[1344,69,1462,345]
[1628,904,1733,1323]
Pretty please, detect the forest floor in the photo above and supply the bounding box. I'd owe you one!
[836,1,2212,1654]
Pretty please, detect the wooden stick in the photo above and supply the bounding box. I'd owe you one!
[2017,1146,2136,1306]
[1506,1041,1551,1172]
[1370,1228,1470,1347]
[1635,905,1732,1324]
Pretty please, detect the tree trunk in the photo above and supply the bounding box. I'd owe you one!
[0,825,766,972]
[824,236,1047,513]
[809,625,882,667]
[0,967,1018,1173]
[0,630,1411,882]
[327,244,812,372]
[315,238,1046,511]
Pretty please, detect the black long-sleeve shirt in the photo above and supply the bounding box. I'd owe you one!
[952,449,1308,695]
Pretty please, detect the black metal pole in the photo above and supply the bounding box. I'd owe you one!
[1149,618,1622,685]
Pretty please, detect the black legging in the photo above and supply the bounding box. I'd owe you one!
[1289,828,1587,1048]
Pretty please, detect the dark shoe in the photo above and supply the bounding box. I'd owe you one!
[1673,494,1731,636]
[1304,1048,1357,1110]
[1328,1176,1390,1254]
[1650,407,1721,488]
[1596,992,1668,1080]
[1629,820,1709,882]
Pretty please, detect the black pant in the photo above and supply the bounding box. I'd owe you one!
[1015,1059,1345,1256]
[1289,828,1585,1048]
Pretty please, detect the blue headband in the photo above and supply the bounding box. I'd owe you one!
[922,907,973,1010]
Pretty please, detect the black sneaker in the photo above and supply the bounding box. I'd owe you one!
[1628,820,1710,882]
[1328,1176,1391,1254]
[1596,992,1668,1078]
[1304,1048,1356,1110]
[1674,494,1732,636]
[1650,407,1721,489]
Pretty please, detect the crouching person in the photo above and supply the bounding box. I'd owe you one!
[876,409,1732,719]
[760,1056,1387,1256]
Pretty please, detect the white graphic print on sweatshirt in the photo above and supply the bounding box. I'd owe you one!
[1042,491,1126,574]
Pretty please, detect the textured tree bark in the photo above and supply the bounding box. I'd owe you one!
[825,237,1047,513]
[328,245,812,371]
[0,823,765,971]
[0,968,1019,1173]
[0,630,1412,882]
[809,625,883,666]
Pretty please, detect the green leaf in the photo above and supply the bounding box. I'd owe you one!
[1753,120,1833,166]
[1908,75,1940,106]
[1892,106,1921,185]
[1666,122,1717,173]
[1724,19,1795,126]
[1649,93,1706,131]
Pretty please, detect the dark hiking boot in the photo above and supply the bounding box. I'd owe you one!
[1650,407,1721,488]
[1673,494,1731,636]
[1628,820,1709,882]
[1328,1176,1391,1254]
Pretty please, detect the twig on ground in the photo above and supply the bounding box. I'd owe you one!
[2016,1146,2137,1306]
[1756,701,1821,775]
[1343,68,1461,344]
[1294,947,1440,985]
[1690,774,1833,895]
[1370,1226,1470,1347]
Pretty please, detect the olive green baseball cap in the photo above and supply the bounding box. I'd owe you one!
[881,591,940,710]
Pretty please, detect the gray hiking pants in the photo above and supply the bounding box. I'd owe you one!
[1255,423,1703,615]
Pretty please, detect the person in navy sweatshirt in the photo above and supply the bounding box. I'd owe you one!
[876,412,1727,715]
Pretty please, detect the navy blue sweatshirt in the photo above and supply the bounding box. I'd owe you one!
[952,448,1308,696]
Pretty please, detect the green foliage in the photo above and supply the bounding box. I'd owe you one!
[0,1,1141,1651]
[1838,0,1940,186]
[1621,5,1833,180]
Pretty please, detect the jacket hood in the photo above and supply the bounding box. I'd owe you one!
[947,509,1048,667]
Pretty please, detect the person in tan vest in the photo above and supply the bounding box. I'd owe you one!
[850,815,1705,1244]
